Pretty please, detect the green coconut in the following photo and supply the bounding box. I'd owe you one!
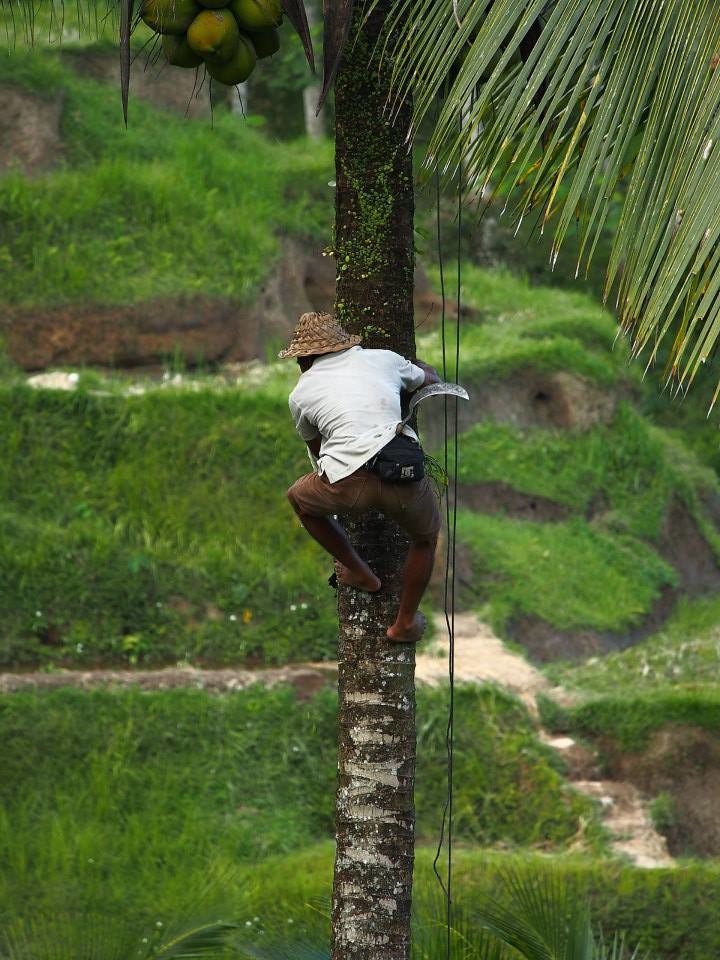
[162,34,204,67]
[205,33,257,83]
[140,0,200,34]
[197,0,228,7]
[187,9,240,62]
[247,26,280,58]
[230,0,282,31]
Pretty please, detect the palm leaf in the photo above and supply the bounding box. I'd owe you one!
[151,920,238,958]
[0,914,237,960]
[318,0,354,110]
[381,0,720,398]
[473,871,646,960]
[281,0,315,71]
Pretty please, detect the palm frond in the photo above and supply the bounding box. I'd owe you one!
[281,0,315,71]
[0,914,237,960]
[382,0,720,398]
[472,870,646,960]
[151,920,239,959]
[318,0,354,109]
[1,913,143,960]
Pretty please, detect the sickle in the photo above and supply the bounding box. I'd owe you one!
[396,381,470,434]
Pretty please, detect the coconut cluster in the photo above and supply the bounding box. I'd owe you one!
[140,0,282,85]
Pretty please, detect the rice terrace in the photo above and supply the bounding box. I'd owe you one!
[4,1,720,958]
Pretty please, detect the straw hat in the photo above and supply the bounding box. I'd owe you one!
[278,312,361,359]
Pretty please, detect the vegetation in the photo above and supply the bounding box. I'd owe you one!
[540,688,720,752]
[386,1,720,398]
[0,684,599,924]
[419,265,631,385]
[0,50,332,308]
[0,372,339,667]
[418,262,720,638]
[458,509,674,634]
[3,258,720,666]
[545,596,720,693]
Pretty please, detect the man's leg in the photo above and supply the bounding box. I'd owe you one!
[376,478,442,642]
[287,480,381,592]
[386,535,437,642]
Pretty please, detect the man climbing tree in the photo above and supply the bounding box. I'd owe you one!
[280,311,441,643]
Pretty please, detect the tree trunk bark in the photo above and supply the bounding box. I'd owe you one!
[331,3,416,959]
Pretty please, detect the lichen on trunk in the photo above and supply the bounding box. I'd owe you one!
[331,2,417,959]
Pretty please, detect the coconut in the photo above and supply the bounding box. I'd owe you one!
[140,0,200,34]
[205,33,257,83]
[162,34,204,66]
[230,0,282,31]
[197,0,228,7]
[187,9,240,62]
[248,26,280,59]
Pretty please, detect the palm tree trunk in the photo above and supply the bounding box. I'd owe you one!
[330,3,417,959]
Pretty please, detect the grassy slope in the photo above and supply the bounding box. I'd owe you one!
[0,49,333,307]
[0,685,598,923]
[3,263,720,666]
[242,845,720,960]
[0,370,340,666]
[419,264,720,638]
[545,595,720,694]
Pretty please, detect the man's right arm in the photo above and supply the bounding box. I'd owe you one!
[413,359,440,388]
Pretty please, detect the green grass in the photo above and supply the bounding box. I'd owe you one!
[9,840,716,960]
[0,49,333,307]
[457,510,674,634]
[418,263,633,384]
[0,685,599,925]
[545,596,720,693]
[0,375,340,667]
[540,688,720,752]
[227,846,720,960]
[4,261,720,663]
[455,404,716,539]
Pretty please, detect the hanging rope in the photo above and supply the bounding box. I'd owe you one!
[431,107,463,960]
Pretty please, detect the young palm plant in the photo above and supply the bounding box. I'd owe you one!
[378,0,720,401]
[0,914,239,960]
[230,873,648,960]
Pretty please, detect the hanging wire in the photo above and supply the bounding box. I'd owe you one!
[431,101,463,960]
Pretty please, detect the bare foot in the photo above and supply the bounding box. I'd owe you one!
[387,612,426,644]
[336,562,381,593]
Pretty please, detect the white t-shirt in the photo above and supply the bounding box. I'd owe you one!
[288,346,426,483]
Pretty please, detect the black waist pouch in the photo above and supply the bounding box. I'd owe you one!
[366,434,425,482]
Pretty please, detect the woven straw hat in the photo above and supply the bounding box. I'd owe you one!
[278,312,361,359]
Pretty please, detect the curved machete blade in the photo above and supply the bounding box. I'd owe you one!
[282,0,315,72]
[397,381,470,433]
[318,0,355,111]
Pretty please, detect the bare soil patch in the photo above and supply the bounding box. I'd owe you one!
[62,49,210,119]
[458,481,570,522]
[602,726,720,858]
[418,369,621,450]
[0,85,63,176]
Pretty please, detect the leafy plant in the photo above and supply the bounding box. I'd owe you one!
[382,0,720,399]
[0,915,238,960]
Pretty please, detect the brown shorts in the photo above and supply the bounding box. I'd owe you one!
[288,469,442,543]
